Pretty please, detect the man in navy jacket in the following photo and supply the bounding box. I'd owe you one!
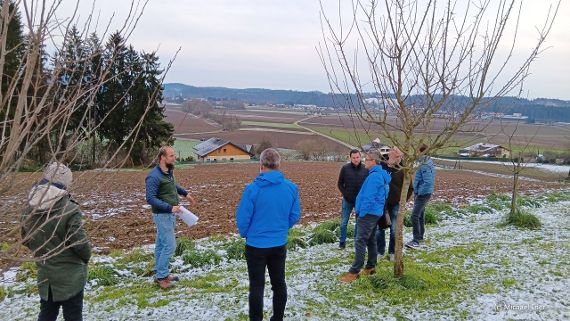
[337,149,368,249]
[236,148,301,321]
[340,148,391,283]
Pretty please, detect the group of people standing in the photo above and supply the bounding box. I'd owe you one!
[20,144,434,321]
[337,145,435,283]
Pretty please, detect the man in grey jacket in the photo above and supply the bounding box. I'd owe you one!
[21,162,92,321]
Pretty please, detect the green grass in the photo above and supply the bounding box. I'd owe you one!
[175,237,196,256]
[112,249,154,277]
[465,204,494,214]
[503,208,542,230]
[89,282,169,309]
[543,191,570,203]
[225,238,246,261]
[325,260,467,309]
[403,203,444,227]
[181,248,222,267]
[516,196,542,208]
[16,261,37,282]
[309,220,340,245]
[88,265,119,286]
[502,278,517,288]
[486,192,511,210]
[173,139,200,160]
[287,228,309,250]
[116,249,153,265]
[241,121,300,129]
[179,273,244,294]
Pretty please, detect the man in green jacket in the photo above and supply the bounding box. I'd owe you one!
[21,162,91,321]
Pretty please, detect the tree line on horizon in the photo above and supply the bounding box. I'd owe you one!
[164,84,570,123]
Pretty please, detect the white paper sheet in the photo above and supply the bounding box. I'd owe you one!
[179,206,199,227]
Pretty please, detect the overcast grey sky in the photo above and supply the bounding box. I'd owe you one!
[58,0,570,99]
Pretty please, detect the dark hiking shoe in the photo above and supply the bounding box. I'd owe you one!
[405,240,420,250]
[339,242,346,249]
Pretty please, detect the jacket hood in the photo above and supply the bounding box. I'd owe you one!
[28,184,68,211]
[254,170,285,187]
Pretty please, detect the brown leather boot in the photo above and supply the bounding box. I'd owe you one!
[339,272,359,283]
[156,278,174,289]
[360,267,376,276]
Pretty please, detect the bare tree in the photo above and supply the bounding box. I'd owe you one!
[319,0,559,277]
[0,0,175,269]
[498,120,537,217]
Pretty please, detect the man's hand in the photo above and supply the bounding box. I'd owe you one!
[185,194,196,206]
[172,205,181,214]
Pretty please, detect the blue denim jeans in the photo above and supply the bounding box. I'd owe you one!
[153,213,176,279]
[376,204,400,255]
[411,194,432,242]
[339,198,356,244]
[349,214,379,274]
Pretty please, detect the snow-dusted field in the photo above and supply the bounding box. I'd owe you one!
[1,194,569,321]
[434,157,570,174]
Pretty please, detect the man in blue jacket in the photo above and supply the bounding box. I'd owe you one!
[340,148,391,283]
[145,146,196,289]
[406,144,436,250]
[236,148,301,321]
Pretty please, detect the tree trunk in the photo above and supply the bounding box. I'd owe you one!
[510,155,522,216]
[394,170,412,277]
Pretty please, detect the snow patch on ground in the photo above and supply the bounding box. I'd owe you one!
[1,198,569,320]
